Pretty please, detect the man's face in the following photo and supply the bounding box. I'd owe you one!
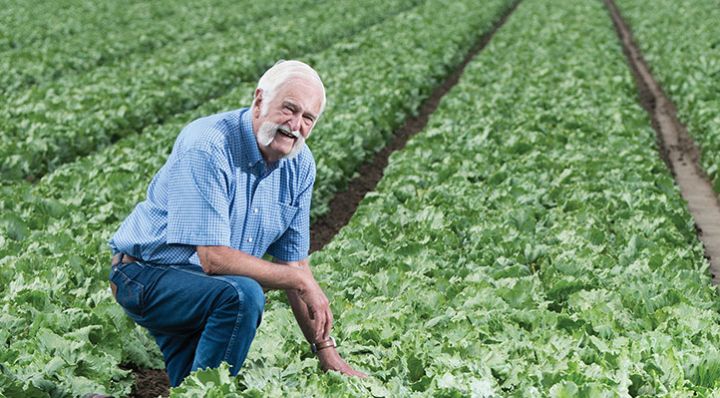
[252,77,323,162]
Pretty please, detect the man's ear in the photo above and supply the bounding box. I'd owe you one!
[253,88,263,118]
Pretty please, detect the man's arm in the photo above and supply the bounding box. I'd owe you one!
[277,258,332,342]
[196,245,330,329]
[275,258,367,378]
[198,247,365,376]
[197,245,302,289]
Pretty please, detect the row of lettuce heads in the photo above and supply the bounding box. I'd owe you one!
[177,0,720,395]
[0,0,262,95]
[2,0,718,395]
[615,0,720,192]
[0,0,422,182]
[0,0,514,395]
[0,0,424,255]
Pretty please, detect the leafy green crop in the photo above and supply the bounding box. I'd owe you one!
[171,0,720,395]
[0,0,512,395]
[615,0,720,192]
[3,0,717,396]
[0,0,280,95]
[0,0,421,182]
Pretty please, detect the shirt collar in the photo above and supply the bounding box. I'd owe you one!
[239,108,286,172]
[239,109,263,170]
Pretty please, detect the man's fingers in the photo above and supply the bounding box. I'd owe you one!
[340,364,367,378]
[354,367,368,377]
[317,353,368,378]
[346,368,366,378]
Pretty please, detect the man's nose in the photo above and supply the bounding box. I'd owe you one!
[288,113,302,132]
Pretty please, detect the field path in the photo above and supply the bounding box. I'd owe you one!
[604,0,720,284]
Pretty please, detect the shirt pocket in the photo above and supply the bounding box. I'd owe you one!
[264,202,299,244]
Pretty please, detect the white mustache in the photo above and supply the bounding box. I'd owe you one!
[257,121,306,160]
[277,125,301,139]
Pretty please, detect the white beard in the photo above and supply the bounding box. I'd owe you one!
[256,121,306,160]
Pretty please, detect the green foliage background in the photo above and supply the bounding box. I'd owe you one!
[1,0,719,396]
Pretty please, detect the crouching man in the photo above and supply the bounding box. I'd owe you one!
[108,60,366,386]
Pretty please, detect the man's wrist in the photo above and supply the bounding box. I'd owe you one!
[292,267,308,293]
[311,336,336,354]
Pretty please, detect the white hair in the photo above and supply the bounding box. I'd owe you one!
[252,60,326,117]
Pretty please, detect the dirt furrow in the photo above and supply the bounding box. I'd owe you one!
[604,0,720,284]
[310,0,521,253]
[128,2,522,396]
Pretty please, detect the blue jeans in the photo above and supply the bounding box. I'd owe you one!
[109,257,265,386]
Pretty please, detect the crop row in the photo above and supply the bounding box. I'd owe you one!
[174,0,720,395]
[0,0,513,266]
[0,0,254,52]
[0,0,307,95]
[0,0,420,183]
[615,0,720,192]
[0,0,143,51]
[0,0,513,395]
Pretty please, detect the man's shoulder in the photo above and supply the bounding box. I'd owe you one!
[175,108,247,154]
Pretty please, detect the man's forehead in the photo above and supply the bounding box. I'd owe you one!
[277,77,322,96]
[275,78,323,112]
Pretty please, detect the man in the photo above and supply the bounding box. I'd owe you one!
[108,60,366,387]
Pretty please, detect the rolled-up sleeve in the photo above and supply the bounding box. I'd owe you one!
[267,167,315,262]
[166,148,231,247]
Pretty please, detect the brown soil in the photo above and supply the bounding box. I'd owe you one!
[604,0,720,283]
[128,2,521,396]
[122,364,170,398]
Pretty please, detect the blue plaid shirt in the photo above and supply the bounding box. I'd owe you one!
[109,108,315,265]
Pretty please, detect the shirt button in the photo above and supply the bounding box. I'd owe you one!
[253,208,259,214]
[248,162,252,167]
[247,238,253,243]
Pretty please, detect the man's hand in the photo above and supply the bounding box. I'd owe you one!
[295,263,333,341]
[317,347,368,378]
[279,259,366,378]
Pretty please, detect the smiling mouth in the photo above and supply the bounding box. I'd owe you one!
[277,127,299,140]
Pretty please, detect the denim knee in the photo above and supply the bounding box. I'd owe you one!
[219,276,265,326]
[239,279,265,327]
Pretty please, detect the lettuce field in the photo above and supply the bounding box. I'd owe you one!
[2,0,720,396]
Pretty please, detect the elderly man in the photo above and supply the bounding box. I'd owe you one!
[108,60,365,386]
